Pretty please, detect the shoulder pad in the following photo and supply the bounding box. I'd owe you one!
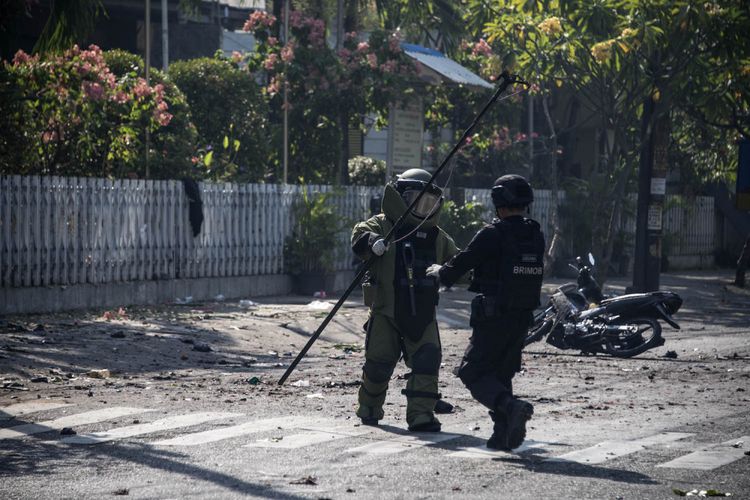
[523,218,541,231]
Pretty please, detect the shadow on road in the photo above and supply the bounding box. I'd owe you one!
[0,437,310,499]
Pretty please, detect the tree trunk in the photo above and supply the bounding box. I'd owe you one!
[597,153,629,286]
[541,93,562,275]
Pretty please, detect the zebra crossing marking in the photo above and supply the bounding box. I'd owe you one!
[657,435,750,471]
[546,432,694,465]
[436,311,468,329]
[60,412,240,445]
[153,416,327,446]
[4,402,745,474]
[0,407,151,440]
[245,423,369,449]
[345,431,462,456]
[0,401,72,421]
[447,439,556,458]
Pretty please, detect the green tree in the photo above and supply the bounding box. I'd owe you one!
[470,0,749,281]
[169,57,270,182]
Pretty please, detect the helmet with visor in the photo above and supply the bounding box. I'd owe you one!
[394,169,443,219]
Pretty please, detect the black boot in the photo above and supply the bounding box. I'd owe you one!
[408,416,442,433]
[503,398,534,450]
[486,410,509,451]
[434,399,454,414]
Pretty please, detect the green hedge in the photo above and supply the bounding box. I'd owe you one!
[169,57,270,182]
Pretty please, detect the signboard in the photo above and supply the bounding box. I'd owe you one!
[647,204,663,231]
[650,178,666,196]
[387,99,424,177]
[737,138,750,211]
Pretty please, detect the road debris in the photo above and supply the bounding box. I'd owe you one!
[664,351,678,359]
[290,380,310,387]
[306,300,332,311]
[87,369,111,379]
[239,299,258,309]
[192,342,212,352]
[289,476,317,485]
[672,488,732,497]
[102,308,127,321]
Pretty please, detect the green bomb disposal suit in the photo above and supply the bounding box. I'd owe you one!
[351,183,458,430]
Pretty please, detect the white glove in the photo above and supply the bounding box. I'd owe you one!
[426,264,442,280]
[371,238,388,256]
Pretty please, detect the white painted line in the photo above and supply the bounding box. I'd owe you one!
[657,435,750,470]
[548,440,644,464]
[247,430,349,449]
[0,407,151,440]
[61,412,240,445]
[0,401,72,420]
[448,439,555,458]
[153,416,326,446]
[436,312,467,329]
[346,432,461,456]
[547,432,694,465]
[245,424,370,449]
[632,432,694,447]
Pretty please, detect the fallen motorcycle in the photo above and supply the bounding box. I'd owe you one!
[525,254,683,358]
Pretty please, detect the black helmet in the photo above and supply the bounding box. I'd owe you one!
[491,174,533,208]
[394,168,443,218]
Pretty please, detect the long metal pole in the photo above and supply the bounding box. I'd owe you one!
[278,73,524,385]
[161,0,168,71]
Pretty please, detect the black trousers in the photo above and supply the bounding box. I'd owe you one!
[457,296,532,410]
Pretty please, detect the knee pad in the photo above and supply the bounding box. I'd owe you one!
[363,360,394,384]
[411,343,441,375]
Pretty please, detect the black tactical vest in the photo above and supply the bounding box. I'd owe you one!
[469,218,544,308]
[495,218,545,310]
[393,225,440,340]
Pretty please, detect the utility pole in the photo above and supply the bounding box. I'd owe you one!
[632,97,668,292]
[282,0,289,184]
[161,0,168,71]
[336,0,343,50]
[145,0,151,178]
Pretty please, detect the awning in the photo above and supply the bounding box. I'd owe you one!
[401,43,493,90]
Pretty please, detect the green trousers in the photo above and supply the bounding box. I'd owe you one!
[356,313,442,427]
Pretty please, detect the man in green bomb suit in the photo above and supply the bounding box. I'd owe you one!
[351,169,459,432]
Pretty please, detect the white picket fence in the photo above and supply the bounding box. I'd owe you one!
[0,176,715,289]
[0,176,379,288]
[464,188,715,259]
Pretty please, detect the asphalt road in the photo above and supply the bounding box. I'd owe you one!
[1,270,748,499]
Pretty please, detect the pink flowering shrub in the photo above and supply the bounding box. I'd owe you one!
[244,10,417,182]
[420,38,527,186]
[103,49,199,179]
[1,45,177,177]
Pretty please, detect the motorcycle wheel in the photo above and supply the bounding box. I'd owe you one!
[525,308,555,346]
[601,318,663,358]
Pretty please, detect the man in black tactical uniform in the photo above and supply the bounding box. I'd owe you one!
[427,174,545,450]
